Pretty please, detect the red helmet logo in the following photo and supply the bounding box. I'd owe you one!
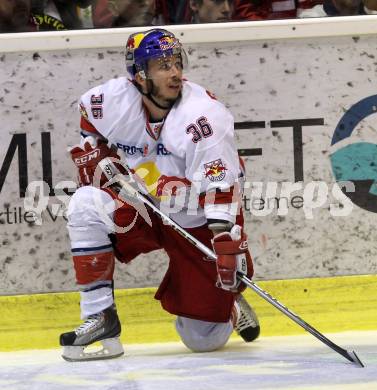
[127,37,135,49]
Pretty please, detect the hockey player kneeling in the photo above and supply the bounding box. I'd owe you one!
[60,29,260,362]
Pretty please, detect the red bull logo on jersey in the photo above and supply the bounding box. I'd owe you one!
[159,36,177,51]
[204,159,227,182]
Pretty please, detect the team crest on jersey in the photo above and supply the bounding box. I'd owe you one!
[79,103,89,120]
[204,159,227,182]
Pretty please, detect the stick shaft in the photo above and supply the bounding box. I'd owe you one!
[238,274,359,364]
[99,158,364,367]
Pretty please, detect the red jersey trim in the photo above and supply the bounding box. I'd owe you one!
[156,175,191,197]
[80,117,100,135]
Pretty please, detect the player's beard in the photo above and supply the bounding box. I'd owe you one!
[148,80,181,109]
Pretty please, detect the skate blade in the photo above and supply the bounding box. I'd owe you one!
[62,337,124,362]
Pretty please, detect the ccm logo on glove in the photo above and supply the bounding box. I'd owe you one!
[69,136,122,187]
[74,150,100,166]
[239,241,248,251]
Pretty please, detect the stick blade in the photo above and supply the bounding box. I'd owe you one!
[348,350,364,367]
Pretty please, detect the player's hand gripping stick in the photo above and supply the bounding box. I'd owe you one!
[98,157,364,368]
[212,225,253,293]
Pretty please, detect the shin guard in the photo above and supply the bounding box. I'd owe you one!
[73,251,115,285]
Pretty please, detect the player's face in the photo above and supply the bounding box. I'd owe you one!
[147,54,183,105]
[108,0,155,26]
[191,0,233,23]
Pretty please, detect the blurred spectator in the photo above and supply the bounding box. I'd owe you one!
[155,0,190,23]
[297,0,324,15]
[189,0,234,22]
[234,0,324,20]
[0,0,37,32]
[234,0,295,20]
[31,0,92,30]
[326,0,364,15]
[92,0,164,28]
[91,0,113,27]
[263,0,296,18]
[233,0,268,20]
[299,0,364,16]
[364,0,377,13]
[107,0,162,26]
[0,0,371,34]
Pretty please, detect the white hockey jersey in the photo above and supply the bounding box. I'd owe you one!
[79,78,242,228]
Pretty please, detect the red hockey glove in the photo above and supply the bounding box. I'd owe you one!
[211,225,254,293]
[69,136,122,186]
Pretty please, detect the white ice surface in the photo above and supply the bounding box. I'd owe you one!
[0,331,376,390]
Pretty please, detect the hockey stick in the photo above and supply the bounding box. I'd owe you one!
[98,157,364,368]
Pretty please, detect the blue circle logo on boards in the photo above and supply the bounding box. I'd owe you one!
[330,95,377,213]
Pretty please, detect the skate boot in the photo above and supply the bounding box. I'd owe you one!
[60,304,124,362]
[232,295,260,342]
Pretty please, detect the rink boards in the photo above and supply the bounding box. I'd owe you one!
[0,19,376,354]
[0,274,376,352]
[1,19,377,294]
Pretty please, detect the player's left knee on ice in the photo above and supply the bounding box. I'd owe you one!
[175,317,232,352]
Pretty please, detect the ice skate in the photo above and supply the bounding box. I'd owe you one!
[233,295,260,342]
[60,305,124,362]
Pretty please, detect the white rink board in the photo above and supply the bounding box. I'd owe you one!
[0,25,377,294]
